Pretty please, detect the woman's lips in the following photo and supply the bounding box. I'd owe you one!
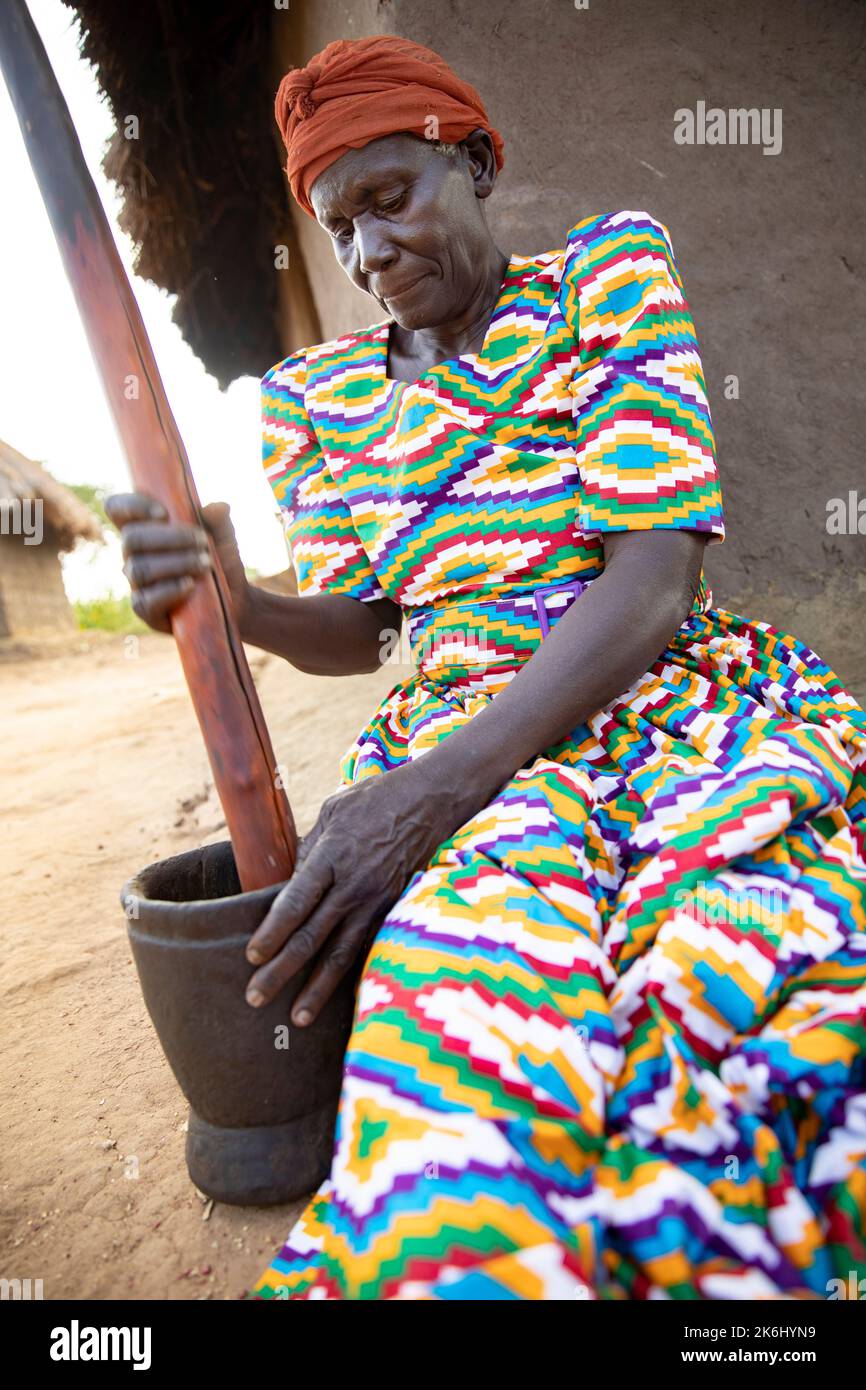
[382,273,427,302]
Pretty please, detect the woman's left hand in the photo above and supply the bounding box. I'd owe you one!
[244,764,464,1023]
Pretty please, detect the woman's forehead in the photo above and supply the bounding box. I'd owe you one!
[311,135,433,217]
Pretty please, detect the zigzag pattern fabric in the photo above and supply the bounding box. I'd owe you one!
[253,211,866,1299]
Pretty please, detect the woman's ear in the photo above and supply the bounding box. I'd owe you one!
[459,128,499,199]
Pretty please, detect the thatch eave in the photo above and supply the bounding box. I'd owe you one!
[61,0,302,388]
[0,439,103,550]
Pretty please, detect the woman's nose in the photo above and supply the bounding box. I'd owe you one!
[355,217,396,277]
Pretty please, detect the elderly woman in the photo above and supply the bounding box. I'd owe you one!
[108,37,866,1301]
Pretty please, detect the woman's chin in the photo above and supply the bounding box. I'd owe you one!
[388,306,423,329]
[387,301,445,331]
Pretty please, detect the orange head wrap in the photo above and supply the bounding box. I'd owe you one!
[274,36,505,218]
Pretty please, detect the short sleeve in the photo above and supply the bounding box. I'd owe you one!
[560,211,725,545]
[261,352,387,600]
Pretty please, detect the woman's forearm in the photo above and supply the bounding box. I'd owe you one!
[239,585,400,676]
[406,531,707,825]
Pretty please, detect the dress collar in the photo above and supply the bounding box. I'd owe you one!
[366,248,560,389]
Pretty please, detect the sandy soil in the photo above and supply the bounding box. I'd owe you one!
[0,631,410,1300]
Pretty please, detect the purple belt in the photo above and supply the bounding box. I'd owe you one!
[408,576,590,642]
[530,578,588,638]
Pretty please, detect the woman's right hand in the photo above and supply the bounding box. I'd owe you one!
[104,493,250,634]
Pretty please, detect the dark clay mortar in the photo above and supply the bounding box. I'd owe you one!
[121,840,358,1206]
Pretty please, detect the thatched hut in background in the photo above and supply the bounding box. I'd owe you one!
[0,439,102,638]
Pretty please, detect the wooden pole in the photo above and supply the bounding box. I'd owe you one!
[0,0,297,890]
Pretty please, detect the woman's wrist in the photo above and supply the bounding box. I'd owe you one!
[236,583,305,653]
[402,727,516,835]
[234,580,267,643]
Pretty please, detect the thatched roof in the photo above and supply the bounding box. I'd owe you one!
[0,439,103,549]
[61,1,299,389]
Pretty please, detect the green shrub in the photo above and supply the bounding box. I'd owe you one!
[74,594,146,633]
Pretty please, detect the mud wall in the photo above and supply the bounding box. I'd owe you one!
[0,533,74,637]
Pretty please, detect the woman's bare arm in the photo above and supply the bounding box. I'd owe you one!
[239,586,400,676]
[105,492,401,676]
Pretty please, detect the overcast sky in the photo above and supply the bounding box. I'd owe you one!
[1,0,290,600]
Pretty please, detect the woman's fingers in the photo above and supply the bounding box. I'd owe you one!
[289,911,372,1026]
[123,548,211,591]
[107,492,209,561]
[130,576,196,631]
[120,520,208,559]
[105,492,167,528]
[242,824,340,1009]
[245,847,334,969]
[245,887,348,1014]
[105,493,214,632]
[201,501,234,543]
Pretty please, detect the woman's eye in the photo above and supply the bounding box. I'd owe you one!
[332,192,405,244]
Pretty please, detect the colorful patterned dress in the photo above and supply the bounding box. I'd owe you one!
[252,211,866,1300]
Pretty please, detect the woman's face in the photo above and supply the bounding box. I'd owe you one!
[309,131,498,329]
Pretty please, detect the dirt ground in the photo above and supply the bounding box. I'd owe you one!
[0,631,409,1300]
